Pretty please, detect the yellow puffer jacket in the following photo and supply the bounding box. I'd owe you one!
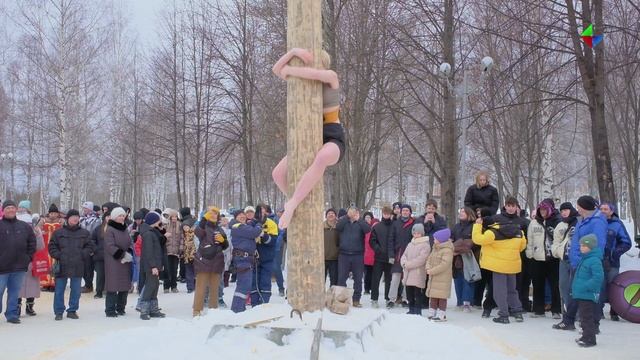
[472,223,526,274]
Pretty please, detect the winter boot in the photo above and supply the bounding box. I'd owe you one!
[406,307,415,315]
[482,308,492,318]
[16,300,22,318]
[414,307,423,316]
[433,311,447,322]
[427,308,436,320]
[493,316,510,324]
[25,301,36,316]
[66,312,79,319]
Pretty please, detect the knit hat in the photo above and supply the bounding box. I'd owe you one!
[204,206,221,223]
[93,205,101,212]
[233,209,245,219]
[559,202,574,211]
[2,200,17,210]
[392,202,402,210]
[401,204,412,213]
[577,195,597,211]
[48,203,59,214]
[81,201,94,210]
[433,228,452,243]
[144,211,161,226]
[579,234,598,250]
[325,208,337,217]
[18,200,31,210]
[412,223,425,235]
[110,207,127,219]
[244,206,256,213]
[133,211,144,220]
[66,209,80,219]
[337,208,347,218]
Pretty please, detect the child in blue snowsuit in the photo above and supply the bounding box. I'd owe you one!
[229,210,263,313]
[571,234,604,347]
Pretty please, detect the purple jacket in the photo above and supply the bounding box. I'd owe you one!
[194,222,229,274]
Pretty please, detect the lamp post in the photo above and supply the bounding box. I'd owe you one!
[439,57,493,209]
[0,152,14,200]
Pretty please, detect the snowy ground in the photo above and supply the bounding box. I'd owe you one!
[2,245,638,360]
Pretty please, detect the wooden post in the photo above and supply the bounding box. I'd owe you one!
[286,0,325,312]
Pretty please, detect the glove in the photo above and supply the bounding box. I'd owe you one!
[214,233,224,243]
[121,252,133,264]
[388,258,395,265]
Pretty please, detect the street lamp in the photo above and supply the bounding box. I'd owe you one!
[439,57,494,208]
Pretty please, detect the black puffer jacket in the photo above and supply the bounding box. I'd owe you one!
[0,217,37,274]
[140,223,166,272]
[464,184,500,215]
[370,218,393,262]
[48,224,94,278]
[336,217,371,255]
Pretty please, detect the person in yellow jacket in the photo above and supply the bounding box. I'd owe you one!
[472,215,526,324]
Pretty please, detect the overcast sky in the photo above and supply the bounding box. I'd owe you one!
[127,0,171,47]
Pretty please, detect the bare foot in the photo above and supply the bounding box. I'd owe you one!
[278,201,297,230]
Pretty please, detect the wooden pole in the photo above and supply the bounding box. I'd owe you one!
[286,0,325,312]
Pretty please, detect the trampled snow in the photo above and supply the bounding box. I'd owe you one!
[1,234,638,360]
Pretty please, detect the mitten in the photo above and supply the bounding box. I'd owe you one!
[121,252,133,264]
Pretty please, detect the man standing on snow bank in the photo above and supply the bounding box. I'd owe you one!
[0,200,37,324]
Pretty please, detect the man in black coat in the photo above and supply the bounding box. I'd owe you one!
[48,209,94,320]
[139,212,167,320]
[0,200,36,324]
[336,207,371,307]
[464,171,500,215]
[369,206,394,306]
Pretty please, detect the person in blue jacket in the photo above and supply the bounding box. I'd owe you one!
[571,234,604,347]
[553,195,607,331]
[598,202,632,321]
[229,209,263,313]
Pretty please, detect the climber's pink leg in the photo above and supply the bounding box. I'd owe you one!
[272,156,289,195]
[278,142,340,229]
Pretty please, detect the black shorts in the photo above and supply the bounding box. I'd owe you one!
[323,123,346,162]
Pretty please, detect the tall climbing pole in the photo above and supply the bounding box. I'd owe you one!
[285,0,325,312]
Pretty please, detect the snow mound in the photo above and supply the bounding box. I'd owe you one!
[56,305,523,360]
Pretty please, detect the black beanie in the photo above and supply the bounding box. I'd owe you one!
[2,200,17,210]
[577,196,597,211]
[133,211,144,220]
[93,205,100,212]
[559,202,574,211]
[66,209,80,218]
[401,204,412,213]
[179,207,191,219]
[48,203,59,214]
[337,208,347,218]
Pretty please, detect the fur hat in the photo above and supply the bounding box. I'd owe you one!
[244,206,256,214]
